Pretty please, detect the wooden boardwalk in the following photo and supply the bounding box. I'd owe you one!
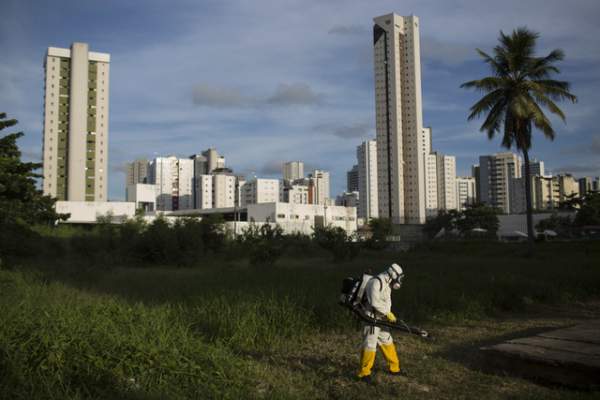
[481,320,600,388]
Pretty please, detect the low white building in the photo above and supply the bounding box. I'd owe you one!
[126,183,157,211]
[56,201,136,223]
[247,202,357,234]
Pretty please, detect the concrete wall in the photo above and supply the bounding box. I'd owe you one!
[497,212,575,237]
[56,201,136,223]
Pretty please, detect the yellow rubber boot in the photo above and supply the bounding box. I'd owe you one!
[379,343,400,373]
[357,349,376,378]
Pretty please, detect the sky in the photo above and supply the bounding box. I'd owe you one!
[2,0,600,200]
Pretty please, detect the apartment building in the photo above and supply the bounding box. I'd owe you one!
[243,178,280,206]
[373,13,426,224]
[455,177,477,210]
[283,161,304,182]
[479,152,522,213]
[357,140,379,220]
[42,42,109,201]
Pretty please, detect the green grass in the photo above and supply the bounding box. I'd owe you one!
[1,241,599,399]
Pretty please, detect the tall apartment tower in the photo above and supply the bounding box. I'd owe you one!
[357,140,379,220]
[456,177,477,210]
[479,152,522,213]
[126,159,149,186]
[522,159,545,177]
[308,170,330,205]
[283,161,304,182]
[347,165,359,192]
[435,153,457,210]
[149,156,194,211]
[42,42,110,201]
[373,13,426,224]
[420,127,438,217]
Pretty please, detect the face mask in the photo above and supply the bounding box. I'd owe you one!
[389,272,403,290]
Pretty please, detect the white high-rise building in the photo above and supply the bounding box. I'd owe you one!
[523,159,545,177]
[420,127,438,217]
[283,161,304,182]
[283,184,310,205]
[373,13,426,224]
[200,148,225,173]
[425,154,438,216]
[149,156,194,211]
[357,140,379,220]
[177,159,194,210]
[126,159,149,186]
[479,152,522,213]
[195,175,213,209]
[213,172,236,208]
[456,177,476,211]
[309,170,330,205]
[435,153,457,210]
[347,165,359,192]
[42,43,110,201]
[243,178,280,205]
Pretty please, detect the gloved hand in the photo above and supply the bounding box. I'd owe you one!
[386,312,397,323]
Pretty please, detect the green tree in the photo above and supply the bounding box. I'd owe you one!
[313,225,358,262]
[574,192,600,227]
[366,217,392,249]
[423,209,460,239]
[535,213,573,237]
[461,28,577,250]
[0,112,67,227]
[456,204,500,238]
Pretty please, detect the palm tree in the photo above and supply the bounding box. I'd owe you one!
[461,28,577,250]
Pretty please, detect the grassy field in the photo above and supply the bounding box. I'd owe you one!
[1,241,599,399]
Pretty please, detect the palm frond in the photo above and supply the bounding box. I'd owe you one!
[466,89,505,121]
[526,83,566,121]
[480,99,507,139]
[531,80,577,103]
[522,93,555,140]
[475,49,508,76]
[460,77,504,92]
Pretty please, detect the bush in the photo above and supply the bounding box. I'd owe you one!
[240,222,284,266]
[313,225,358,262]
[366,217,392,249]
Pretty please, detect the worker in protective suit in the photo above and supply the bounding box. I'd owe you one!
[357,263,405,382]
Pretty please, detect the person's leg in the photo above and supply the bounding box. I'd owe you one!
[358,325,379,379]
[378,329,400,373]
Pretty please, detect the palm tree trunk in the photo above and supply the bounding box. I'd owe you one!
[522,149,535,253]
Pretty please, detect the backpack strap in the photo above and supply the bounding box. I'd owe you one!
[375,277,384,292]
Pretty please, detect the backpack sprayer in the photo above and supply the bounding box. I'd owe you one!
[339,274,430,339]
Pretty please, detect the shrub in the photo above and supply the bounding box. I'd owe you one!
[313,225,358,262]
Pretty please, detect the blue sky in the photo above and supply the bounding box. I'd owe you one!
[2,0,599,200]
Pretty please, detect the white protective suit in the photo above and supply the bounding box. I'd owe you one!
[357,264,403,379]
[362,270,394,349]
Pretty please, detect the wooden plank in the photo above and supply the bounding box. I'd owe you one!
[485,342,600,368]
[539,323,600,345]
[508,336,600,357]
[481,345,600,387]
[480,321,600,387]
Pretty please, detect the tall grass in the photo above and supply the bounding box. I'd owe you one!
[1,240,598,398]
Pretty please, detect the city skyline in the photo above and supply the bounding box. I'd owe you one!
[2,0,599,200]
